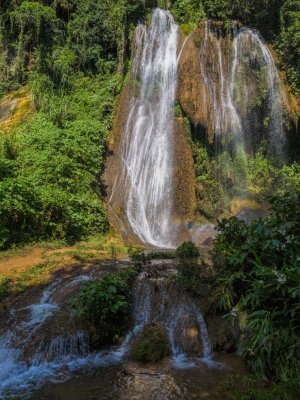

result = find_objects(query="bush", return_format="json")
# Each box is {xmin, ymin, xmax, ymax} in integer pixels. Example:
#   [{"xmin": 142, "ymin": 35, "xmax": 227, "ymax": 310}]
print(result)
[
  {"xmin": 211, "ymin": 190, "xmax": 300, "ymax": 382},
  {"xmin": 75, "ymin": 268, "xmax": 138, "ymax": 345},
  {"xmin": 131, "ymin": 323, "xmax": 171, "ymax": 363},
  {"xmin": 175, "ymin": 241, "xmax": 200, "ymax": 259},
  {"xmin": 171, "ymin": 0, "xmax": 205, "ymax": 25}
]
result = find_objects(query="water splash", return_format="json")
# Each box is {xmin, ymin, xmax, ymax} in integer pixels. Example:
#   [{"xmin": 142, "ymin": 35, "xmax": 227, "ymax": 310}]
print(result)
[
  {"xmin": 111, "ymin": 9, "xmax": 179, "ymax": 248},
  {"xmin": 20, "ymin": 279, "xmax": 61, "ymax": 329}
]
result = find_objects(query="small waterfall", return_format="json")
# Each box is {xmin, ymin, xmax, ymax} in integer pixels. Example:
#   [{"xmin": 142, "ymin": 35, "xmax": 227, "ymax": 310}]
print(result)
[
  {"xmin": 111, "ymin": 9, "xmax": 179, "ymax": 248},
  {"xmin": 0, "ymin": 265, "xmax": 216, "ymax": 396},
  {"xmin": 132, "ymin": 265, "xmax": 213, "ymax": 368},
  {"xmin": 231, "ymin": 27, "xmax": 285, "ymax": 159},
  {"xmin": 199, "ymin": 21, "xmax": 285, "ymax": 160},
  {"xmin": 21, "ymin": 279, "xmax": 60, "ymax": 329},
  {"xmin": 199, "ymin": 22, "xmax": 242, "ymax": 148}
]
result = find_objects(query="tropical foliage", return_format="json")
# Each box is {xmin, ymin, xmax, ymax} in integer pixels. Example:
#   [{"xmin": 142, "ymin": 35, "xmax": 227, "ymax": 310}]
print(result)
[
  {"xmin": 0, "ymin": 0, "xmax": 145, "ymax": 249},
  {"xmin": 211, "ymin": 190, "xmax": 300, "ymax": 382}
]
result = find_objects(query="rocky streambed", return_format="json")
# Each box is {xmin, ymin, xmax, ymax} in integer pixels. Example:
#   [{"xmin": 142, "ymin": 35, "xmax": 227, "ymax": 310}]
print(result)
[{"xmin": 0, "ymin": 259, "xmax": 242, "ymax": 399}]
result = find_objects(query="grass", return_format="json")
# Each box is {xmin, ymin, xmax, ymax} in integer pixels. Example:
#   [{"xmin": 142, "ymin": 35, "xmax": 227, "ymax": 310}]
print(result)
[
  {"xmin": 13, "ymin": 261, "xmax": 58, "ymax": 294},
  {"xmin": 0, "ymin": 230, "xmax": 130, "ymax": 264},
  {"xmin": 0, "ymin": 230, "xmax": 133, "ymax": 302},
  {"xmin": 0, "ymin": 261, "xmax": 58, "ymax": 305}
]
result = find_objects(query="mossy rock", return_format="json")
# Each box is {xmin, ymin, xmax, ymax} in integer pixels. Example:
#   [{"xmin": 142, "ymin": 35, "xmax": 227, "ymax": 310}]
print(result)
[{"xmin": 131, "ymin": 323, "xmax": 171, "ymax": 363}]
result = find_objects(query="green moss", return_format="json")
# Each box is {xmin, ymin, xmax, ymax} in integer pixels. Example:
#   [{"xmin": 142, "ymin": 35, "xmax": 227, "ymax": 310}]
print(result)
[
  {"xmin": 131, "ymin": 323, "xmax": 171, "ymax": 363},
  {"xmin": 193, "ymin": 33, "xmax": 201, "ymax": 48},
  {"xmin": 180, "ymin": 22, "xmax": 197, "ymax": 36},
  {"xmin": 174, "ymin": 101, "xmax": 183, "ymax": 118}
]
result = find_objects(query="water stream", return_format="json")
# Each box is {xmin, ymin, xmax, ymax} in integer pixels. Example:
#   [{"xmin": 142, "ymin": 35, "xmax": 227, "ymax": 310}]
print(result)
[{"xmin": 0, "ymin": 265, "xmax": 216, "ymax": 397}]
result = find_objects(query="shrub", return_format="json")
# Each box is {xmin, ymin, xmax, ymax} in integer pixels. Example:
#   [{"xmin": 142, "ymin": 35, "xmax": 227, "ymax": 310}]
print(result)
[
  {"xmin": 75, "ymin": 268, "xmax": 138, "ymax": 345},
  {"xmin": 171, "ymin": 0, "xmax": 205, "ymax": 25},
  {"xmin": 180, "ymin": 22, "xmax": 197, "ymax": 36},
  {"xmin": 175, "ymin": 241, "xmax": 200, "ymax": 259},
  {"xmin": 131, "ymin": 323, "xmax": 171, "ymax": 363}
]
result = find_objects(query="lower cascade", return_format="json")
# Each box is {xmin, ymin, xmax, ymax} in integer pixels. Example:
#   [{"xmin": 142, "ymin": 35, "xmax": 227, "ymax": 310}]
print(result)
[{"xmin": 0, "ymin": 263, "xmax": 218, "ymax": 397}]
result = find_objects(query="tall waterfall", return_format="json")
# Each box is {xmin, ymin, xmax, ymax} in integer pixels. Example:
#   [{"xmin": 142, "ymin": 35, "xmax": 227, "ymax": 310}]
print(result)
[{"xmin": 112, "ymin": 9, "xmax": 179, "ymax": 248}]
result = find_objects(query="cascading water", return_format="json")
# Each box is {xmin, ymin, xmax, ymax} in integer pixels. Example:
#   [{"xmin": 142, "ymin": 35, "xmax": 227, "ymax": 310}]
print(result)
[
  {"xmin": 0, "ymin": 265, "xmax": 215, "ymax": 396},
  {"xmin": 231, "ymin": 27, "xmax": 285, "ymax": 159},
  {"xmin": 199, "ymin": 22, "xmax": 242, "ymax": 146},
  {"xmin": 199, "ymin": 21, "xmax": 285, "ymax": 159},
  {"xmin": 110, "ymin": 9, "xmax": 179, "ymax": 248}
]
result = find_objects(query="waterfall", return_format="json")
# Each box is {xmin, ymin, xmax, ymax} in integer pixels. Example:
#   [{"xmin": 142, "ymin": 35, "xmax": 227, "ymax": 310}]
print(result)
[
  {"xmin": 231, "ymin": 27, "xmax": 285, "ymax": 159},
  {"xmin": 111, "ymin": 9, "xmax": 179, "ymax": 248},
  {"xmin": 199, "ymin": 22, "xmax": 243, "ymax": 149},
  {"xmin": 199, "ymin": 21, "xmax": 285, "ymax": 159}
]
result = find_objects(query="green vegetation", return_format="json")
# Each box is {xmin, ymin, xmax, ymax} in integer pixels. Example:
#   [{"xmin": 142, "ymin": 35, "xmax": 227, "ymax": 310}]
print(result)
[
  {"xmin": 171, "ymin": 0, "xmax": 205, "ymax": 25},
  {"xmin": 131, "ymin": 323, "xmax": 171, "ymax": 362},
  {"xmin": 74, "ymin": 267, "xmax": 138, "ymax": 345},
  {"xmin": 224, "ymin": 374, "xmax": 299, "ymax": 400},
  {"xmin": 0, "ymin": 74, "xmax": 116, "ymax": 249},
  {"xmin": 211, "ymin": 190, "xmax": 300, "ymax": 383},
  {"xmin": 0, "ymin": 0, "xmax": 146, "ymax": 250},
  {"xmin": 0, "ymin": 261, "xmax": 57, "ymax": 306},
  {"xmin": 129, "ymin": 247, "xmax": 176, "ymax": 262},
  {"xmin": 175, "ymin": 241, "xmax": 200, "ymax": 259},
  {"xmin": 175, "ymin": 260, "xmax": 207, "ymax": 297},
  {"xmin": 193, "ymin": 144, "xmax": 284, "ymax": 219}
]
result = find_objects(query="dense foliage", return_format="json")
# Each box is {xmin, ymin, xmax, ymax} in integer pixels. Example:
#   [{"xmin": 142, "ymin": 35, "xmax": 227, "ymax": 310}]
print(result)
[
  {"xmin": 193, "ymin": 144, "xmax": 281, "ymax": 219},
  {"xmin": 212, "ymin": 190, "xmax": 300, "ymax": 382},
  {"xmin": 75, "ymin": 267, "xmax": 138, "ymax": 345},
  {"xmin": 0, "ymin": 0, "xmax": 145, "ymax": 249},
  {"xmin": 0, "ymin": 74, "xmax": 118, "ymax": 248}
]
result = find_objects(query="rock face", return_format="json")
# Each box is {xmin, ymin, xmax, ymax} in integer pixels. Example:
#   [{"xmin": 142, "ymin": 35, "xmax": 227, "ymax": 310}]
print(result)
[
  {"xmin": 131, "ymin": 323, "xmax": 171, "ymax": 362},
  {"xmin": 0, "ymin": 88, "xmax": 33, "ymax": 133}
]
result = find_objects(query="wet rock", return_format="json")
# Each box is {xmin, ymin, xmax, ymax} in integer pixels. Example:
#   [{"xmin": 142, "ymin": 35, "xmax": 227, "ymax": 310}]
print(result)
[
  {"xmin": 206, "ymin": 315, "xmax": 239, "ymax": 353},
  {"xmin": 173, "ymin": 314, "xmax": 203, "ymax": 356},
  {"xmin": 131, "ymin": 323, "xmax": 171, "ymax": 363}
]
